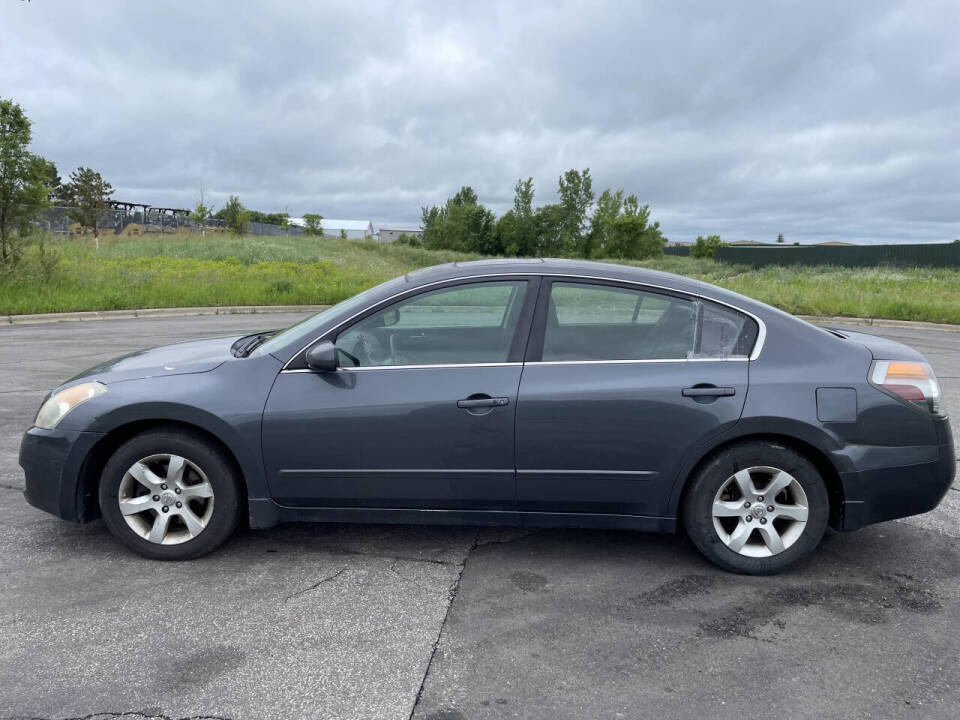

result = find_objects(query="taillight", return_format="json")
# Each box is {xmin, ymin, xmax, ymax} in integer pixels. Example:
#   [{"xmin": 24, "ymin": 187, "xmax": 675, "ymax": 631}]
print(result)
[{"xmin": 870, "ymin": 360, "xmax": 942, "ymax": 415}]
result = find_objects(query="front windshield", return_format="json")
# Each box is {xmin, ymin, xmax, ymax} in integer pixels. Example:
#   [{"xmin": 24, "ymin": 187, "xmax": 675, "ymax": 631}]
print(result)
[{"xmin": 250, "ymin": 278, "xmax": 402, "ymax": 357}]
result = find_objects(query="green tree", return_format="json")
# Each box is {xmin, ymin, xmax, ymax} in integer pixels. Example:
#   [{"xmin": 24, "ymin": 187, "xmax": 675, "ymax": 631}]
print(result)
[
  {"xmin": 247, "ymin": 210, "xmax": 290, "ymax": 225},
  {"xmin": 420, "ymin": 205, "xmax": 440, "ymax": 243},
  {"xmin": 584, "ymin": 189, "xmax": 666, "ymax": 259},
  {"xmin": 191, "ymin": 187, "xmax": 214, "ymax": 237},
  {"xmin": 37, "ymin": 158, "xmax": 62, "ymax": 204},
  {"xmin": 421, "ymin": 186, "xmax": 497, "ymax": 254},
  {"xmin": 606, "ymin": 203, "xmax": 664, "ymax": 260},
  {"xmin": 301, "ymin": 213, "xmax": 323, "ymax": 235},
  {"xmin": 218, "ymin": 195, "xmax": 249, "ymax": 234},
  {"xmin": 419, "ymin": 173, "xmax": 666, "ymax": 261},
  {"xmin": 495, "ymin": 177, "xmax": 538, "ymax": 256},
  {"xmin": 691, "ymin": 234, "xmax": 724, "ymax": 259},
  {"xmin": 532, "ymin": 203, "xmax": 565, "ymax": 256},
  {"xmin": 556, "ymin": 168, "xmax": 594, "ymax": 255},
  {"xmin": 587, "ymin": 188, "xmax": 624, "ymax": 257},
  {"xmin": 0, "ymin": 99, "xmax": 58, "ymax": 262},
  {"xmin": 59, "ymin": 166, "xmax": 114, "ymax": 245}
]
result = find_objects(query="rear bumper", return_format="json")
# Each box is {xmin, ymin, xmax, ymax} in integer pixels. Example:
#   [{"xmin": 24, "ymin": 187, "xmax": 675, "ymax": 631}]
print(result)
[
  {"xmin": 19, "ymin": 427, "xmax": 105, "ymax": 522},
  {"xmin": 840, "ymin": 418, "xmax": 956, "ymax": 530}
]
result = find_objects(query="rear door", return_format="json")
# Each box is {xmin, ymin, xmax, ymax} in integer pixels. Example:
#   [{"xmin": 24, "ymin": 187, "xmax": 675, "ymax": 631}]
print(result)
[{"xmin": 515, "ymin": 278, "xmax": 755, "ymax": 518}]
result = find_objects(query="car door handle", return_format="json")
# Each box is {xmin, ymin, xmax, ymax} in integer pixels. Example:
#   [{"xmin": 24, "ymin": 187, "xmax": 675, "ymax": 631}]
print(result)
[
  {"xmin": 457, "ymin": 396, "xmax": 510, "ymax": 408},
  {"xmin": 682, "ymin": 385, "xmax": 735, "ymax": 398}
]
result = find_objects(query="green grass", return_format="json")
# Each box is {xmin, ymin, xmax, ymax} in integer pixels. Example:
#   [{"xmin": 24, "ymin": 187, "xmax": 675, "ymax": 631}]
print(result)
[
  {"xmin": 0, "ymin": 234, "xmax": 475, "ymax": 315},
  {"xmin": 2, "ymin": 233, "xmax": 960, "ymax": 323},
  {"xmin": 627, "ymin": 256, "xmax": 960, "ymax": 324}
]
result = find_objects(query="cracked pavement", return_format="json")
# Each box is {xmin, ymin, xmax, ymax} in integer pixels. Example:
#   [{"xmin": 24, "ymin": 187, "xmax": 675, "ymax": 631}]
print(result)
[{"xmin": 1, "ymin": 313, "xmax": 958, "ymax": 720}]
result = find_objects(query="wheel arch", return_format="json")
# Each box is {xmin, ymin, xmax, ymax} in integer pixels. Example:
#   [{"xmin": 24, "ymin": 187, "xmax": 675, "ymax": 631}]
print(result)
[
  {"xmin": 75, "ymin": 417, "xmax": 248, "ymax": 524},
  {"xmin": 668, "ymin": 426, "xmax": 848, "ymax": 531}
]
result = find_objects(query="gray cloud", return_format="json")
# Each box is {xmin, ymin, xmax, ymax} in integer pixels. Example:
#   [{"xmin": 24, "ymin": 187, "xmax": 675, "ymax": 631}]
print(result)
[{"xmin": 2, "ymin": 0, "xmax": 958, "ymax": 243}]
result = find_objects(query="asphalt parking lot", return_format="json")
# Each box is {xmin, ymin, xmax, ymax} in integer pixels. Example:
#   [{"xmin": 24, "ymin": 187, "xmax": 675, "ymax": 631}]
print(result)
[{"xmin": 1, "ymin": 313, "xmax": 958, "ymax": 720}]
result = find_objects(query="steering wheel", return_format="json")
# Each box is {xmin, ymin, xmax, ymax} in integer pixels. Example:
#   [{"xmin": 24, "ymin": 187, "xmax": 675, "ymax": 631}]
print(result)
[{"xmin": 346, "ymin": 331, "xmax": 389, "ymax": 366}]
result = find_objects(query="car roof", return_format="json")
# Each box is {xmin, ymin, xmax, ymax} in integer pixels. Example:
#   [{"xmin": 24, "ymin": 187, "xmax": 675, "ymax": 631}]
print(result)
[{"xmin": 403, "ymin": 258, "xmax": 702, "ymax": 294}]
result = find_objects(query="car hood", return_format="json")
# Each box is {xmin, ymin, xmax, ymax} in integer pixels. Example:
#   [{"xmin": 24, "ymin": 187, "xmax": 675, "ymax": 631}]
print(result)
[
  {"xmin": 65, "ymin": 335, "xmax": 242, "ymax": 385},
  {"xmin": 828, "ymin": 328, "xmax": 926, "ymax": 362}
]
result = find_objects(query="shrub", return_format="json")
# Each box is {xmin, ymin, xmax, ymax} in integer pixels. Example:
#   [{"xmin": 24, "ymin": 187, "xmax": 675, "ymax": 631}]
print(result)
[{"xmin": 691, "ymin": 234, "xmax": 724, "ymax": 259}]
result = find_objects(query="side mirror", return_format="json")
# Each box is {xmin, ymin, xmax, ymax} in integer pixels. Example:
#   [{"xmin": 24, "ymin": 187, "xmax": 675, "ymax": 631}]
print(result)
[{"xmin": 305, "ymin": 341, "xmax": 338, "ymax": 372}]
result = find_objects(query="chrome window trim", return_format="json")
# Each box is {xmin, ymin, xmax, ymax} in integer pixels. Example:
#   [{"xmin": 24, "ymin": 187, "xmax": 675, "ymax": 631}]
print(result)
[
  {"xmin": 281, "ymin": 362, "xmax": 523, "ymax": 374},
  {"xmin": 527, "ymin": 357, "xmax": 749, "ymax": 366},
  {"xmin": 280, "ymin": 271, "xmax": 768, "ymax": 371}
]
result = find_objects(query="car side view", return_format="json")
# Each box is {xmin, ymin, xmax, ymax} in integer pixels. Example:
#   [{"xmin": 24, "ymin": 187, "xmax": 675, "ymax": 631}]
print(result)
[{"xmin": 19, "ymin": 259, "xmax": 955, "ymax": 574}]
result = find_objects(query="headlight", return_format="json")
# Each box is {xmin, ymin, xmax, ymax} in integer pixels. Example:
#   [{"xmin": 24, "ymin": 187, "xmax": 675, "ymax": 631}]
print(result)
[{"xmin": 34, "ymin": 382, "xmax": 107, "ymax": 429}]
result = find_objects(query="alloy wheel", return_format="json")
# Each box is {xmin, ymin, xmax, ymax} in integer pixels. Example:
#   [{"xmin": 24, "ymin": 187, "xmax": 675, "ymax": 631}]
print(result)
[
  {"xmin": 117, "ymin": 453, "xmax": 215, "ymax": 545},
  {"xmin": 711, "ymin": 466, "xmax": 809, "ymax": 557}
]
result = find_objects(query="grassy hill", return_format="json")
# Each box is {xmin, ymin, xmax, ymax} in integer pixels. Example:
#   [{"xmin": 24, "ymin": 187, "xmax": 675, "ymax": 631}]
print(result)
[{"xmin": 2, "ymin": 233, "xmax": 960, "ymax": 323}]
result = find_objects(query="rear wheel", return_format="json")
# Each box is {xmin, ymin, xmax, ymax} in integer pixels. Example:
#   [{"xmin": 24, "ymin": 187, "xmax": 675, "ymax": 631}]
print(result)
[
  {"xmin": 682, "ymin": 440, "xmax": 829, "ymax": 574},
  {"xmin": 99, "ymin": 429, "xmax": 242, "ymax": 560}
]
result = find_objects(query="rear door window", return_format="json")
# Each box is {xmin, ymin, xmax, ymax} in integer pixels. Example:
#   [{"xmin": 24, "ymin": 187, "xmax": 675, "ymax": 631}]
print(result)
[
  {"xmin": 539, "ymin": 281, "xmax": 759, "ymax": 361},
  {"xmin": 543, "ymin": 282, "xmax": 697, "ymax": 361}
]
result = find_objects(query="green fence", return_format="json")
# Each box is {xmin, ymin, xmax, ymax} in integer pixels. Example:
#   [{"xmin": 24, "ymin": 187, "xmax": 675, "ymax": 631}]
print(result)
[
  {"xmin": 716, "ymin": 242, "xmax": 960, "ymax": 268},
  {"xmin": 663, "ymin": 245, "xmax": 690, "ymax": 257}
]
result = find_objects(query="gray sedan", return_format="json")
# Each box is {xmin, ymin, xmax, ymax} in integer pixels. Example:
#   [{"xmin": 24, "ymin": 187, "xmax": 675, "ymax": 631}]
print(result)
[{"xmin": 19, "ymin": 259, "xmax": 955, "ymax": 574}]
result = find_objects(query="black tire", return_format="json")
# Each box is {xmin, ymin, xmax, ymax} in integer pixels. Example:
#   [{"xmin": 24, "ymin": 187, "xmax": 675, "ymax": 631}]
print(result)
[
  {"xmin": 99, "ymin": 428, "xmax": 243, "ymax": 560},
  {"xmin": 682, "ymin": 439, "xmax": 829, "ymax": 575}
]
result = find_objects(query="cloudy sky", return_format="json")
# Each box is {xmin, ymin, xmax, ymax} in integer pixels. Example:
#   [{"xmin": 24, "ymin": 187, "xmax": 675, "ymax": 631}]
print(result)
[{"xmin": 3, "ymin": 0, "xmax": 958, "ymax": 244}]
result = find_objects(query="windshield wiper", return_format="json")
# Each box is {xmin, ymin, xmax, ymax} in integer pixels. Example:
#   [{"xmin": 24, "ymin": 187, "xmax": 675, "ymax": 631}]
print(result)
[{"xmin": 232, "ymin": 331, "xmax": 277, "ymax": 358}]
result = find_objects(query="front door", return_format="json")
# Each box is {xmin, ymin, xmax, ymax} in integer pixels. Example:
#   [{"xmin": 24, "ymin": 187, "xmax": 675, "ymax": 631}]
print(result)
[
  {"xmin": 262, "ymin": 278, "xmax": 537, "ymax": 511},
  {"xmin": 516, "ymin": 279, "xmax": 754, "ymax": 518}
]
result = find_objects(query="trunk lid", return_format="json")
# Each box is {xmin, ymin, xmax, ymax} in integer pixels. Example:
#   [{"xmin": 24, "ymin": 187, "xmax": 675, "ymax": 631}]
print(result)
[{"xmin": 827, "ymin": 328, "xmax": 927, "ymax": 362}]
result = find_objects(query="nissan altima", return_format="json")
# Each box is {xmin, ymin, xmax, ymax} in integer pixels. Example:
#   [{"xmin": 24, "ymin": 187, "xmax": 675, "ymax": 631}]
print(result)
[{"xmin": 19, "ymin": 259, "xmax": 954, "ymax": 574}]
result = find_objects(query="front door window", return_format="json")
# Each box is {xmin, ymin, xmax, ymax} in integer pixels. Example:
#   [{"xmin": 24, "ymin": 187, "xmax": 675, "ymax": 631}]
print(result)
[{"xmin": 335, "ymin": 281, "xmax": 528, "ymax": 367}]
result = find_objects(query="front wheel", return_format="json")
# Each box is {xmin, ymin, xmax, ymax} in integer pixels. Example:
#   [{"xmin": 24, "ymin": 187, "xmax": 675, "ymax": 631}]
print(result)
[
  {"xmin": 682, "ymin": 440, "xmax": 829, "ymax": 575},
  {"xmin": 99, "ymin": 428, "xmax": 243, "ymax": 560}
]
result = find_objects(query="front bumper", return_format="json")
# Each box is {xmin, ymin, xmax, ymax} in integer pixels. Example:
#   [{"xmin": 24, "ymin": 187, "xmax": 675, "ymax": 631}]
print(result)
[
  {"xmin": 19, "ymin": 427, "xmax": 105, "ymax": 522},
  {"xmin": 840, "ymin": 418, "xmax": 956, "ymax": 530}
]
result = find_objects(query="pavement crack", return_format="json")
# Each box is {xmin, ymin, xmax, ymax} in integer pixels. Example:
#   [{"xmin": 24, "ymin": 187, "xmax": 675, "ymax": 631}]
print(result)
[
  {"xmin": 284, "ymin": 566, "xmax": 347, "ymax": 601},
  {"xmin": 372, "ymin": 553, "xmax": 459, "ymax": 567},
  {"xmin": 0, "ymin": 483, "xmax": 23, "ymax": 492},
  {"xmin": 407, "ymin": 531, "xmax": 480, "ymax": 720}
]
